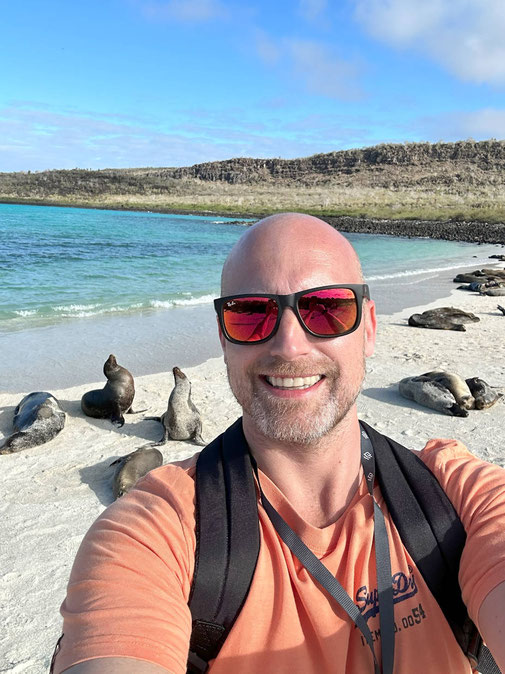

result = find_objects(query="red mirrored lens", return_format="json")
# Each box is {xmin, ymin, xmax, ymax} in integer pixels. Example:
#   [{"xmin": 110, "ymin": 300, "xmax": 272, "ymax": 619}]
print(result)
[
  {"xmin": 298, "ymin": 288, "xmax": 357, "ymax": 335},
  {"xmin": 222, "ymin": 297, "xmax": 279, "ymax": 342}
]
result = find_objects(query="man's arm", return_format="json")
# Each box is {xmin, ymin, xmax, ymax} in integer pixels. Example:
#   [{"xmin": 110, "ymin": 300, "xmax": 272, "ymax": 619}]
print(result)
[
  {"xmin": 52, "ymin": 465, "xmax": 196, "ymax": 674},
  {"xmin": 478, "ymin": 580, "xmax": 505, "ymax": 671},
  {"xmin": 61, "ymin": 658, "xmax": 172, "ymax": 673}
]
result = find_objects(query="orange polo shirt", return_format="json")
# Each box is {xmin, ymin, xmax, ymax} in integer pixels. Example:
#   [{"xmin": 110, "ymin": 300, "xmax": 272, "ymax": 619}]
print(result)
[{"xmin": 54, "ymin": 438, "xmax": 505, "ymax": 673}]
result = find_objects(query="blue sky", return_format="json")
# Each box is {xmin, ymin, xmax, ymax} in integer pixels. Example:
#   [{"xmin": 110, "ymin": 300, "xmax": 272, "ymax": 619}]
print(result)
[{"xmin": 2, "ymin": 0, "xmax": 505, "ymax": 171}]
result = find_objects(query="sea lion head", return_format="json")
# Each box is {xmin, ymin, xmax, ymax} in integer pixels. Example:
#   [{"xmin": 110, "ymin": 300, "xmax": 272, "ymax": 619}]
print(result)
[
  {"xmin": 173, "ymin": 366, "xmax": 187, "ymax": 381},
  {"xmin": 104, "ymin": 354, "xmax": 118, "ymax": 377}
]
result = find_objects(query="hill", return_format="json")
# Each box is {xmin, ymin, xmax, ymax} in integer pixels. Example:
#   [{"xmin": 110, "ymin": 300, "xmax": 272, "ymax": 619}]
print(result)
[{"xmin": 1, "ymin": 140, "xmax": 505, "ymax": 242}]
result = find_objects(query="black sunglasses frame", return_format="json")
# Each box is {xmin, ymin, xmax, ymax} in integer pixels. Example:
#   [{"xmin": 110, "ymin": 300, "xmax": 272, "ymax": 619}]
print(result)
[{"xmin": 214, "ymin": 284, "xmax": 370, "ymax": 345}]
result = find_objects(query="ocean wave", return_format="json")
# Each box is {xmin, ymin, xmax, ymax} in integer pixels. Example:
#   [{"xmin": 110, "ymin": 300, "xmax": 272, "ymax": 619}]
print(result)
[
  {"xmin": 367, "ymin": 261, "xmax": 490, "ymax": 281},
  {"xmin": 149, "ymin": 294, "xmax": 215, "ymax": 309},
  {"xmin": 13, "ymin": 309, "xmax": 38, "ymax": 317},
  {"xmin": 52, "ymin": 303, "xmax": 101, "ymax": 312},
  {"xmin": 53, "ymin": 303, "xmax": 144, "ymax": 318}
]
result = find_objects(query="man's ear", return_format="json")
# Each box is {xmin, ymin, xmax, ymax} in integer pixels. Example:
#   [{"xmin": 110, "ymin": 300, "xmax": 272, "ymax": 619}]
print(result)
[{"xmin": 364, "ymin": 299, "xmax": 377, "ymax": 357}]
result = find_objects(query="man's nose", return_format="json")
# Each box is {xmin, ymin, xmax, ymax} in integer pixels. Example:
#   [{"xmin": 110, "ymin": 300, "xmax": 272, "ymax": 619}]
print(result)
[{"xmin": 268, "ymin": 307, "xmax": 312, "ymax": 360}]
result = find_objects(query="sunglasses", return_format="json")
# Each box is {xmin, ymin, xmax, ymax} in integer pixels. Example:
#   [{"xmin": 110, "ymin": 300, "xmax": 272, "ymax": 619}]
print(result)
[{"xmin": 214, "ymin": 284, "xmax": 370, "ymax": 344}]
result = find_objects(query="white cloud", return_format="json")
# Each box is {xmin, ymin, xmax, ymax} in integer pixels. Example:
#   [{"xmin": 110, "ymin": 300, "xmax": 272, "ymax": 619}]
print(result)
[
  {"xmin": 255, "ymin": 34, "xmax": 363, "ymax": 100},
  {"xmin": 416, "ymin": 108, "xmax": 505, "ymax": 140},
  {"xmin": 298, "ymin": 0, "xmax": 327, "ymax": 21},
  {"xmin": 254, "ymin": 29, "xmax": 281, "ymax": 66},
  {"xmin": 139, "ymin": 0, "xmax": 226, "ymax": 22},
  {"xmin": 286, "ymin": 39, "xmax": 363, "ymax": 100},
  {"xmin": 457, "ymin": 109, "xmax": 505, "ymax": 137},
  {"xmin": 354, "ymin": 0, "xmax": 505, "ymax": 85}
]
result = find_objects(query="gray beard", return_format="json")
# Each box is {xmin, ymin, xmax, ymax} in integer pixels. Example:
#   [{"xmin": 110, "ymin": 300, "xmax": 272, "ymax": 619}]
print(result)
[
  {"xmin": 248, "ymin": 383, "xmax": 359, "ymax": 445},
  {"xmin": 226, "ymin": 359, "xmax": 363, "ymax": 446}
]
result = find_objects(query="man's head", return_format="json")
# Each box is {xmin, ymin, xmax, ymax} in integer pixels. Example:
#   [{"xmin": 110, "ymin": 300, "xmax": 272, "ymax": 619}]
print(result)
[{"xmin": 217, "ymin": 213, "xmax": 376, "ymax": 446}]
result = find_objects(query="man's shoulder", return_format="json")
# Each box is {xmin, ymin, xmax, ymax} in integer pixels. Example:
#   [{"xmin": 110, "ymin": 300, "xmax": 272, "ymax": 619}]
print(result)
[
  {"xmin": 129, "ymin": 450, "xmax": 200, "ymax": 505},
  {"xmin": 416, "ymin": 437, "xmax": 505, "ymax": 515},
  {"xmin": 418, "ymin": 437, "xmax": 473, "ymax": 467}
]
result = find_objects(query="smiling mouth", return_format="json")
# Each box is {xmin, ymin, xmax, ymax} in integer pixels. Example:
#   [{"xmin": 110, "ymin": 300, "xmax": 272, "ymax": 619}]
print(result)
[{"xmin": 264, "ymin": 375, "xmax": 323, "ymax": 390}]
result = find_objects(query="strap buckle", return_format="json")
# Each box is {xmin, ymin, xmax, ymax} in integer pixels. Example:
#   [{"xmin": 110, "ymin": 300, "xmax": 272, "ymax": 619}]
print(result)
[
  {"xmin": 466, "ymin": 629, "xmax": 483, "ymax": 668},
  {"xmin": 187, "ymin": 649, "xmax": 209, "ymax": 674}
]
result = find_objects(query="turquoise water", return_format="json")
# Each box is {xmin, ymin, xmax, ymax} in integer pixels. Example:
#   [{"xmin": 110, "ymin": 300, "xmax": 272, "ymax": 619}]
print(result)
[{"xmin": 0, "ymin": 203, "xmax": 501, "ymax": 332}]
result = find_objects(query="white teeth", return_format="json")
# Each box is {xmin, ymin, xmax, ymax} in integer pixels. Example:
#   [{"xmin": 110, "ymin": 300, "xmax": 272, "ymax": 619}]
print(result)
[{"xmin": 265, "ymin": 375, "xmax": 322, "ymax": 389}]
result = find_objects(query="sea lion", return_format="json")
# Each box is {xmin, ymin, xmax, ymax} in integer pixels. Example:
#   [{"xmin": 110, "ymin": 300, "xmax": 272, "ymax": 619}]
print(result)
[
  {"xmin": 408, "ymin": 315, "xmax": 465, "ymax": 331},
  {"xmin": 399, "ymin": 376, "xmax": 468, "ymax": 417},
  {"xmin": 0, "ymin": 392, "xmax": 66, "ymax": 454},
  {"xmin": 453, "ymin": 273, "xmax": 488, "ymax": 284},
  {"xmin": 480, "ymin": 268, "xmax": 505, "ymax": 278},
  {"xmin": 421, "ymin": 370, "xmax": 475, "ymax": 410},
  {"xmin": 146, "ymin": 366, "xmax": 205, "ymax": 445},
  {"xmin": 465, "ymin": 377, "xmax": 503, "ymax": 410},
  {"xmin": 482, "ymin": 287, "xmax": 505, "ymax": 296},
  {"xmin": 498, "ymin": 305, "xmax": 505, "ymax": 316},
  {"xmin": 408, "ymin": 308, "xmax": 478, "ymax": 331},
  {"xmin": 81, "ymin": 354, "xmax": 139, "ymax": 427},
  {"xmin": 110, "ymin": 446, "xmax": 163, "ymax": 498}
]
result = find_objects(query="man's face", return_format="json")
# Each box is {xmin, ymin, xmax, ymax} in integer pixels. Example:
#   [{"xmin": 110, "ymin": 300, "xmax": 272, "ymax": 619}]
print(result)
[{"xmin": 219, "ymin": 219, "xmax": 376, "ymax": 446}]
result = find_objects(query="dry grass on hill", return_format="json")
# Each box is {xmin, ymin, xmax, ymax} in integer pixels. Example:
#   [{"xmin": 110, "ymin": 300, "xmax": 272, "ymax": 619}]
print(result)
[{"xmin": 2, "ymin": 140, "xmax": 505, "ymax": 223}]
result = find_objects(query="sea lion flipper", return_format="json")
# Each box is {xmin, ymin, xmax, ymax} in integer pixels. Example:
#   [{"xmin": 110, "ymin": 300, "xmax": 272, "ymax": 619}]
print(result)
[
  {"xmin": 192, "ymin": 432, "xmax": 206, "ymax": 447},
  {"xmin": 127, "ymin": 407, "xmax": 148, "ymax": 414},
  {"xmin": 191, "ymin": 421, "xmax": 206, "ymax": 446},
  {"xmin": 111, "ymin": 403, "xmax": 125, "ymax": 428},
  {"xmin": 145, "ymin": 438, "xmax": 167, "ymax": 447},
  {"xmin": 0, "ymin": 432, "xmax": 26, "ymax": 454}
]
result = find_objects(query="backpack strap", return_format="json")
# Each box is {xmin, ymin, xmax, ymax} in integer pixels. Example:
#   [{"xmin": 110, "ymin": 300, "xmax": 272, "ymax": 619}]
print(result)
[
  {"xmin": 360, "ymin": 420, "xmax": 500, "ymax": 673},
  {"xmin": 187, "ymin": 418, "xmax": 500, "ymax": 673},
  {"xmin": 187, "ymin": 419, "xmax": 260, "ymax": 674}
]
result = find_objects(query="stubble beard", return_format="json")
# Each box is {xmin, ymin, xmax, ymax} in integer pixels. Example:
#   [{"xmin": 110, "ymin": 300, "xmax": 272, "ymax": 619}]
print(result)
[{"xmin": 226, "ymin": 357, "xmax": 365, "ymax": 446}]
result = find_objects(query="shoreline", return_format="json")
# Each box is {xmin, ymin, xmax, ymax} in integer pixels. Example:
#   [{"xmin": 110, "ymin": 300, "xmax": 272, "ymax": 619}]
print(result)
[
  {"xmin": 2, "ymin": 198, "xmax": 505, "ymax": 244},
  {"xmin": 2, "ymin": 255, "xmax": 504, "ymax": 393}
]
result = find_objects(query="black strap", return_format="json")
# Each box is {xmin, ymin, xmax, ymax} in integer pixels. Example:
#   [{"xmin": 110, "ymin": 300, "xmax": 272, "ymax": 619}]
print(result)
[
  {"xmin": 188, "ymin": 420, "xmax": 260, "ymax": 673},
  {"xmin": 187, "ymin": 418, "xmax": 501, "ymax": 674},
  {"xmin": 477, "ymin": 646, "xmax": 503, "ymax": 674},
  {"xmin": 361, "ymin": 421, "xmax": 501, "ymax": 674},
  {"xmin": 253, "ymin": 428, "xmax": 395, "ymax": 674},
  {"xmin": 361, "ymin": 429, "xmax": 395, "ymax": 674}
]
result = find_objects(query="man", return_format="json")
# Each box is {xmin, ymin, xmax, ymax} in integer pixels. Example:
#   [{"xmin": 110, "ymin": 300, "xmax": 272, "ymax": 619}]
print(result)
[{"xmin": 53, "ymin": 213, "xmax": 505, "ymax": 673}]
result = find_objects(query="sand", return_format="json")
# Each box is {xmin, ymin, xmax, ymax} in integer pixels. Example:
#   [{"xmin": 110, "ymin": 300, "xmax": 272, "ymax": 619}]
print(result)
[{"xmin": 1, "ymin": 281, "xmax": 504, "ymax": 673}]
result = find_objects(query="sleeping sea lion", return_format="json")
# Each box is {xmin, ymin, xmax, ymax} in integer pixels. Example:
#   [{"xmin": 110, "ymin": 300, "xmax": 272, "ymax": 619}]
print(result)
[
  {"xmin": 399, "ymin": 376, "xmax": 468, "ymax": 417},
  {"xmin": 146, "ymin": 366, "xmax": 205, "ymax": 446},
  {"xmin": 465, "ymin": 378, "xmax": 503, "ymax": 410},
  {"xmin": 81, "ymin": 354, "xmax": 140, "ymax": 427},
  {"xmin": 110, "ymin": 446, "xmax": 163, "ymax": 498},
  {"xmin": 421, "ymin": 370, "xmax": 475, "ymax": 410},
  {"xmin": 0, "ymin": 392, "xmax": 65, "ymax": 454},
  {"xmin": 408, "ymin": 308, "xmax": 478, "ymax": 331},
  {"xmin": 480, "ymin": 268, "xmax": 505, "ymax": 278},
  {"xmin": 482, "ymin": 288, "xmax": 505, "ymax": 296},
  {"xmin": 453, "ymin": 273, "xmax": 488, "ymax": 284}
]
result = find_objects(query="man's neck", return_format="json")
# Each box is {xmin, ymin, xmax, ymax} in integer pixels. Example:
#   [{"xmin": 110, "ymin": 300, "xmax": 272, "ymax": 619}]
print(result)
[{"xmin": 243, "ymin": 407, "xmax": 363, "ymax": 528}]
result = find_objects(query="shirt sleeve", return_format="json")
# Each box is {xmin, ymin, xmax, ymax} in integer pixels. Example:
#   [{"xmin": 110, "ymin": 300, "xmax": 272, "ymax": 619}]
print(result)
[
  {"xmin": 420, "ymin": 439, "xmax": 505, "ymax": 630},
  {"xmin": 53, "ymin": 464, "xmax": 197, "ymax": 674}
]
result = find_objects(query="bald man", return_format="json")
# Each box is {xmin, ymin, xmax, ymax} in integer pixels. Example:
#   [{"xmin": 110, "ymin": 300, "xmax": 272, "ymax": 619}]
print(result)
[{"xmin": 52, "ymin": 214, "xmax": 505, "ymax": 674}]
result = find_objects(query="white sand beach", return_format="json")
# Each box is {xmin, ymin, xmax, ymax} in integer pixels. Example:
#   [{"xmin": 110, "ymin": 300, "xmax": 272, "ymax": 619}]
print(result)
[{"xmin": 1, "ymin": 277, "xmax": 504, "ymax": 673}]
